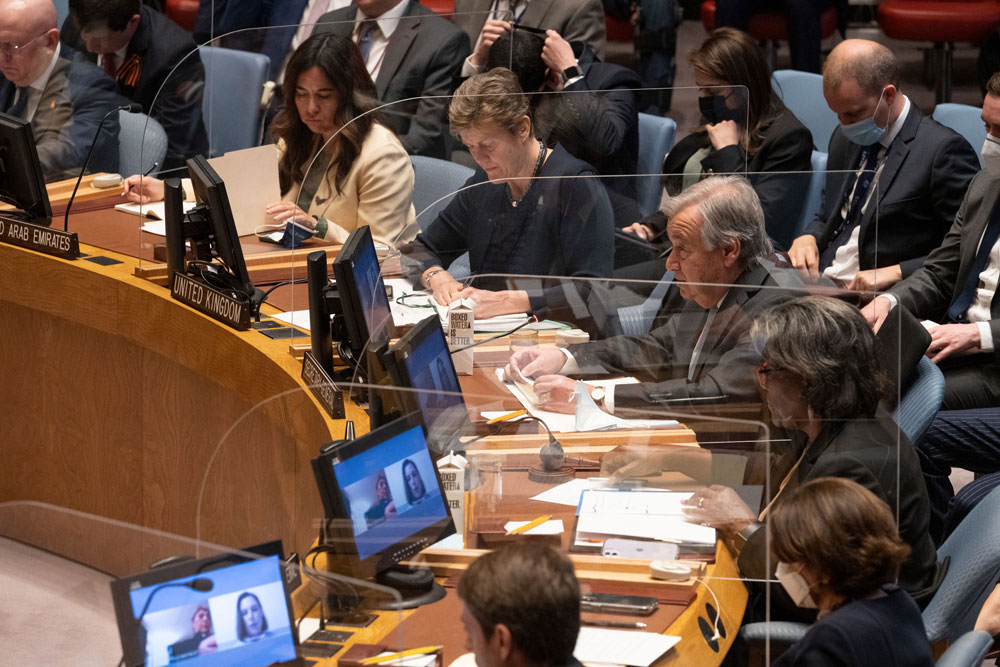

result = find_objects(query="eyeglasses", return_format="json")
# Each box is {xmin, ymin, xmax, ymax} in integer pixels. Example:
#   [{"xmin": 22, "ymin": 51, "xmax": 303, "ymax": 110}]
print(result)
[
  {"xmin": 0, "ymin": 33, "xmax": 46, "ymax": 59},
  {"xmin": 756, "ymin": 361, "xmax": 782, "ymax": 385}
]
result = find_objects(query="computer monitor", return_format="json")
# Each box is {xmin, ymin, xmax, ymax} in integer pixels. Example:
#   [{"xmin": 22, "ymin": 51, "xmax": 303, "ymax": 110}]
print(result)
[
  {"xmin": 331, "ymin": 225, "xmax": 393, "ymax": 363},
  {"xmin": 385, "ymin": 315, "xmax": 471, "ymax": 454},
  {"xmin": 0, "ymin": 111, "xmax": 52, "ymax": 223},
  {"xmin": 311, "ymin": 414, "xmax": 454, "ymax": 605},
  {"xmin": 109, "ymin": 548, "xmax": 298, "ymax": 667},
  {"xmin": 164, "ymin": 156, "xmax": 264, "ymax": 312}
]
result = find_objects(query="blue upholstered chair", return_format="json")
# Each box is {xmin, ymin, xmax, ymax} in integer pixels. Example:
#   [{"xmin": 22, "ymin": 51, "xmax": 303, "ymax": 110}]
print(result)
[
  {"xmin": 117, "ymin": 111, "xmax": 168, "ymax": 178},
  {"xmin": 934, "ymin": 630, "xmax": 993, "ymax": 667},
  {"xmin": 410, "ymin": 156, "xmax": 475, "ymax": 279},
  {"xmin": 892, "ymin": 356, "xmax": 946, "ymax": 445},
  {"xmin": 791, "ymin": 150, "xmax": 828, "ymax": 239},
  {"xmin": 200, "ymin": 46, "xmax": 270, "ymax": 156},
  {"xmin": 933, "ymin": 103, "xmax": 987, "ymax": 168},
  {"xmin": 617, "ymin": 271, "xmax": 674, "ymax": 337},
  {"xmin": 771, "ymin": 70, "xmax": 839, "ymax": 153},
  {"xmin": 636, "ymin": 113, "xmax": 677, "ymax": 217}
]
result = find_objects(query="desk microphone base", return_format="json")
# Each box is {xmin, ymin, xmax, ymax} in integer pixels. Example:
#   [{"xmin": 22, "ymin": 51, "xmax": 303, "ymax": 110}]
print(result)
[{"xmin": 528, "ymin": 464, "xmax": 575, "ymax": 484}]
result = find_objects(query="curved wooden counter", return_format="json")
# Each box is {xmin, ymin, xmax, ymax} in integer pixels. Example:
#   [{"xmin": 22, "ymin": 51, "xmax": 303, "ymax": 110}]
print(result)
[{"xmin": 0, "ymin": 238, "xmax": 364, "ymax": 576}]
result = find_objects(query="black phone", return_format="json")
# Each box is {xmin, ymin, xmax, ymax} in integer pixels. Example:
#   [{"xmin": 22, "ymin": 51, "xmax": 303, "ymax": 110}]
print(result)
[{"xmin": 580, "ymin": 592, "xmax": 659, "ymax": 616}]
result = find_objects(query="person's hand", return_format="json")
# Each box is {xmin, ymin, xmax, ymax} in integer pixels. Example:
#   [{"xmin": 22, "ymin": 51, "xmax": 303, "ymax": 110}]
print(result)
[
  {"xmin": 926, "ymin": 323, "xmax": 982, "ymax": 363},
  {"xmin": 681, "ymin": 485, "xmax": 756, "ymax": 535},
  {"xmin": 541, "ymin": 30, "xmax": 576, "ymax": 80},
  {"xmin": 197, "ymin": 635, "xmax": 218, "ymax": 655},
  {"xmin": 385, "ymin": 501, "xmax": 397, "ymax": 519},
  {"xmin": 975, "ymin": 584, "xmax": 1000, "ymax": 635},
  {"xmin": 601, "ymin": 444, "xmax": 667, "ymax": 480},
  {"xmin": 121, "ymin": 174, "xmax": 164, "ymax": 204},
  {"xmin": 861, "ymin": 295, "xmax": 893, "ymax": 331},
  {"xmin": 265, "ymin": 201, "xmax": 317, "ymax": 229},
  {"xmin": 532, "ymin": 375, "xmax": 585, "ymax": 414},
  {"xmin": 470, "ymin": 19, "xmax": 511, "ymax": 67},
  {"xmin": 456, "ymin": 286, "xmax": 527, "ymax": 319},
  {"xmin": 623, "ymin": 222, "xmax": 655, "ymax": 240},
  {"xmin": 846, "ymin": 265, "xmax": 903, "ymax": 294},
  {"xmin": 504, "ymin": 346, "xmax": 567, "ymax": 381},
  {"xmin": 705, "ymin": 120, "xmax": 740, "ymax": 150},
  {"xmin": 427, "ymin": 269, "xmax": 464, "ymax": 306},
  {"xmin": 787, "ymin": 235, "xmax": 820, "ymax": 278}
]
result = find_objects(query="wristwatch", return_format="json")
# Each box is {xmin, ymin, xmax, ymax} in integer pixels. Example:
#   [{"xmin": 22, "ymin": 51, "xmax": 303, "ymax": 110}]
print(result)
[
  {"xmin": 560, "ymin": 63, "xmax": 582, "ymax": 87},
  {"xmin": 589, "ymin": 386, "xmax": 606, "ymax": 407}
]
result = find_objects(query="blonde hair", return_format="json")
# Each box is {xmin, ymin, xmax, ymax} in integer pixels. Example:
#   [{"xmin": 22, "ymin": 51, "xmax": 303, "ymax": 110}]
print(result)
[{"xmin": 448, "ymin": 68, "xmax": 531, "ymax": 137}]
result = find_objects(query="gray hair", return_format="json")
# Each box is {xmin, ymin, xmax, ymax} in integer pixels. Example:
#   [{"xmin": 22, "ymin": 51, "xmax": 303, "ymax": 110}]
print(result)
[
  {"xmin": 750, "ymin": 296, "xmax": 889, "ymax": 420},
  {"xmin": 662, "ymin": 175, "xmax": 773, "ymax": 267},
  {"xmin": 823, "ymin": 40, "xmax": 900, "ymax": 98}
]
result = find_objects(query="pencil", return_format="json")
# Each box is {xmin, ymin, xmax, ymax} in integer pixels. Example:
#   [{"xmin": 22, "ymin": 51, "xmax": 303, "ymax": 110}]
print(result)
[
  {"xmin": 507, "ymin": 514, "xmax": 551, "ymax": 535},
  {"xmin": 359, "ymin": 646, "xmax": 443, "ymax": 665},
  {"xmin": 487, "ymin": 408, "xmax": 527, "ymax": 424}
]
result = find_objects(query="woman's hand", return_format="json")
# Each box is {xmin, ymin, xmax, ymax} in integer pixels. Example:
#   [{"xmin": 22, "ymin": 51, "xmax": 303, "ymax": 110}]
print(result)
[
  {"xmin": 470, "ymin": 19, "xmax": 512, "ymax": 67},
  {"xmin": 623, "ymin": 222, "xmax": 656, "ymax": 240},
  {"xmin": 705, "ymin": 120, "xmax": 740, "ymax": 150},
  {"xmin": 265, "ymin": 201, "xmax": 317, "ymax": 229},
  {"xmin": 682, "ymin": 485, "xmax": 757, "ymax": 535},
  {"xmin": 456, "ymin": 286, "xmax": 529, "ymax": 319},
  {"xmin": 601, "ymin": 445, "xmax": 668, "ymax": 481},
  {"xmin": 427, "ymin": 269, "xmax": 464, "ymax": 306},
  {"xmin": 121, "ymin": 175, "xmax": 164, "ymax": 204}
]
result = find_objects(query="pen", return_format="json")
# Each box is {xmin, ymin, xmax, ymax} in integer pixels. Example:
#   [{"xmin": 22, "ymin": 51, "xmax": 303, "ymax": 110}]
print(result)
[
  {"xmin": 582, "ymin": 620, "xmax": 647, "ymax": 629},
  {"xmin": 507, "ymin": 514, "xmax": 551, "ymax": 535},
  {"xmin": 359, "ymin": 646, "xmax": 443, "ymax": 665},
  {"xmin": 121, "ymin": 162, "xmax": 159, "ymax": 197},
  {"xmin": 487, "ymin": 408, "xmax": 526, "ymax": 424}
]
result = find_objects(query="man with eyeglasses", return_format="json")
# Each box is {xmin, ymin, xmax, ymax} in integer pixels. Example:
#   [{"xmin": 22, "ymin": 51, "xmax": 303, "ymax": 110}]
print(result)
[{"xmin": 0, "ymin": 0, "xmax": 124, "ymax": 181}]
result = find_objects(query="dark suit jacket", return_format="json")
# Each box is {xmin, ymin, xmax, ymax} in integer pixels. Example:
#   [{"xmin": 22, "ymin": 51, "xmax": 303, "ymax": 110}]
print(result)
[
  {"xmin": 0, "ymin": 46, "xmax": 124, "ymax": 182},
  {"xmin": 533, "ymin": 44, "xmax": 641, "ymax": 228},
  {"xmin": 565, "ymin": 260, "xmax": 799, "ymax": 416},
  {"xmin": 805, "ymin": 104, "xmax": 979, "ymax": 277},
  {"xmin": 315, "ymin": 2, "xmax": 471, "ymax": 159},
  {"xmin": 646, "ymin": 108, "xmax": 814, "ymax": 249},
  {"xmin": 452, "ymin": 0, "xmax": 606, "ymax": 59},
  {"xmin": 62, "ymin": 5, "xmax": 208, "ymax": 170},
  {"xmin": 739, "ymin": 412, "xmax": 941, "ymax": 609},
  {"xmin": 888, "ymin": 169, "xmax": 1000, "ymax": 360}
]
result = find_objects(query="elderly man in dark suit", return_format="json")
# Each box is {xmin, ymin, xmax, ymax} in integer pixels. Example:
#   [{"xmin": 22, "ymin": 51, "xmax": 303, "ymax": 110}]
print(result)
[
  {"xmin": 61, "ymin": 0, "xmax": 208, "ymax": 171},
  {"xmin": 787, "ymin": 39, "xmax": 979, "ymax": 294},
  {"xmin": 0, "ymin": 0, "xmax": 123, "ymax": 182},
  {"xmin": 503, "ymin": 175, "xmax": 800, "ymax": 418},
  {"xmin": 313, "ymin": 0, "xmax": 470, "ymax": 159}
]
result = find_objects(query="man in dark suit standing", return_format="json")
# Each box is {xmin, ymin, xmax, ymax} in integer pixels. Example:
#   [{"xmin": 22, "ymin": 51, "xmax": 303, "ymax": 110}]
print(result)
[
  {"xmin": 787, "ymin": 39, "xmax": 979, "ymax": 294},
  {"xmin": 313, "ymin": 0, "xmax": 470, "ymax": 159},
  {"xmin": 61, "ymin": 0, "xmax": 208, "ymax": 171},
  {"xmin": 0, "ymin": 0, "xmax": 123, "ymax": 181}
]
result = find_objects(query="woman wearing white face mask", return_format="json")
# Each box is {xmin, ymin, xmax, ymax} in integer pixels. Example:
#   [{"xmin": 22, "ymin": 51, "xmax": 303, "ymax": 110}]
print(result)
[
  {"xmin": 982, "ymin": 133, "xmax": 1000, "ymax": 176},
  {"xmin": 769, "ymin": 477, "xmax": 933, "ymax": 666}
]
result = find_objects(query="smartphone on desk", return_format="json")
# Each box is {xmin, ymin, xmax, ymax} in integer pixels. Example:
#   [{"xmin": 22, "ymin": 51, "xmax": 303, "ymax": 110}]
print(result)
[{"xmin": 580, "ymin": 592, "xmax": 659, "ymax": 616}]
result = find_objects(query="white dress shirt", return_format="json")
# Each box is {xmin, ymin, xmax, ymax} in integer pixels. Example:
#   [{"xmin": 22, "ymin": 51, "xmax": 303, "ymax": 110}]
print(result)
[
  {"xmin": 19, "ymin": 43, "xmax": 62, "ymax": 122},
  {"xmin": 824, "ymin": 96, "xmax": 912, "ymax": 284},
  {"xmin": 354, "ymin": 0, "xmax": 409, "ymax": 82}
]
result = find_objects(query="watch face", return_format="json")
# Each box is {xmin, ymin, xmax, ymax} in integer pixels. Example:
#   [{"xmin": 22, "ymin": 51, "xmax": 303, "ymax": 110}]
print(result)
[{"xmin": 561, "ymin": 66, "xmax": 581, "ymax": 83}]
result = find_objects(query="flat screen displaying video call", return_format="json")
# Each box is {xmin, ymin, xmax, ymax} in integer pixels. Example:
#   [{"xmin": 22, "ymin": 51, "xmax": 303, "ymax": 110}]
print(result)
[
  {"xmin": 119, "ymin": 555, "xmax": 296, "ymax": 667},
  {"xmin": 331, "ymin": 423, "xmax": 450, "ymax": 561}
]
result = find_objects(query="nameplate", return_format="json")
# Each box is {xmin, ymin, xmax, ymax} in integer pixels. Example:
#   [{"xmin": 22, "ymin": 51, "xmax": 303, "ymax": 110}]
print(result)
[
  {"xmin": 171, "ymin": 271, "xmax": 251, "ymax": 330},
  {"xmin": 0, "ymin": 218, "xmax": 78, "ymax": 259},
  {"xmin": 302, "ymin": 350, "xmax": 346, "ymax": 419}
]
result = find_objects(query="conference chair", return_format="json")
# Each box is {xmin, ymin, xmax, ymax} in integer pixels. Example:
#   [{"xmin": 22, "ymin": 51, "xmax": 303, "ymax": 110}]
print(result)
[
  {"xmin": 636, "ymin": 112, "xmax": 677, "ymax": 217},
  {"xmin": 892, "ymin": 356, "xmax": 946, "ymax": 445},
  {"xmin": 617, "ymin": 271, "xmax": 674, "ymax": 337},
  {"xmin": 933, "ymin": 103, "xmax": 987, "ymax": 168},
  {"xmin": 934, "ymin": 630, "xmax": 993, "ymax": 667},
  {"xmin": 53, "ymin": 0, "xmax": 69, "ymax": 30},
  {"xmin": 200, "ymin": 46, "xmax": 271, "ymax": 157},
  {"xmin": 410, "ymin": 155, "xmax": 475, "ymax": 280},
  {"xmin": 117, "ymin": 111, "xmax": 168, "ymax": 178},
  {"xmin": 771, "ymin": 70, "xmax": 839, "ymax": 153},
  {"xmin": 791, "ymin": 150, "xmax": 828, "ymax": 238}
]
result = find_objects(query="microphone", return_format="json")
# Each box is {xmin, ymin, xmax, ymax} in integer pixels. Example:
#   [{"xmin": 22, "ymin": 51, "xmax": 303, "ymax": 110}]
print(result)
[
  {"xmin": 118, "ymin": 577, "xmax": 214, "ymax": 667},
  {"xmin": 64, "ymin": 102, "xmax": 143, "ymax": 232},
  {"xmin": 450, "ymin": 307, "xmax": 551, "ymax": 354}
]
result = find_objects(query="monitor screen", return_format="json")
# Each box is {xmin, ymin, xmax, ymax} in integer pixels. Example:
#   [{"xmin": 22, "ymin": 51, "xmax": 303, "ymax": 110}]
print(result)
[
  {"xmin": 387, "ymin": 316, "xmax": 470, "ymax": 452},
  {"xmin": 111, "ymin": 553, "xmax": 297, "ymax": 667},
  {"xmin": 0, "ymin": 111, "xmax": 51, "ymax": 222},
  {"xmin": 333, "ymin": 226, "xmax": 393, "ymax": 356},
  {"xmin": 312, "ymin": 415, "xmax": 454, "ymax": 576}
]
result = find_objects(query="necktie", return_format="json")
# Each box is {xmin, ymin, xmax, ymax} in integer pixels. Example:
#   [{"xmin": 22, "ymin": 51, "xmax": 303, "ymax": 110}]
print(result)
[
  {"xmin": 687, "ymin": 306, "xmax": 718, "ymax": 382},
  {"xmin": 357, "ymin": 19, "xmax": 378, "ymax": 65},
  {"xmin": 947, "ymin": 198, "xmax": 1000, "ymax": 322},
  {"xmin": 103, "ymin": 52, "xmax": 118, "ymax": 79},
  {"xmin": 819, "ymin": 143, "xmax": 882, "ymax": 270},
  {"xmin": 6, "ymin": 86, "xmax": 29, "ymax": 119}
]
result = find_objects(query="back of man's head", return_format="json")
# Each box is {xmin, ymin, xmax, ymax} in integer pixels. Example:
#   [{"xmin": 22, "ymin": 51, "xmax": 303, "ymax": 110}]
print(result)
[
  {"xmin": 458, "ymin": 543, "xmax": 580, "ymax": 667},
  {"xmin": 487, "ymin": 30, "xmax": 547, "ymax": 94},
  {"xmin": 69, "ymin": 0, "xmax": 139, "ymax": 32},
  {"xmin": 822, "ymin": 39, "xmax": 900, "ymax": 98}
]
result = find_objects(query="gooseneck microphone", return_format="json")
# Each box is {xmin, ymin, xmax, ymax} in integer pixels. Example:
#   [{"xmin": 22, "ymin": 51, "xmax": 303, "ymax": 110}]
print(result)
[
  {"xmin": 117, "ymin": 577, "xmax": 214, "ymax": 667},
  {"xmin": 63, "ymin": 102, "xmax": 142, "ymax": 232}
]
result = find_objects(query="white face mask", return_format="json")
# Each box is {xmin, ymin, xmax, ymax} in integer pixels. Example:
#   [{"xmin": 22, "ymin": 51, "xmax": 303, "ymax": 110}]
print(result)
[
  {"xmin": 775, "ymin": 562, "xmax": 818, "ymax": 609},
  {"xmin": 981, "ymin": 134, "xmax": 1000, "ymax": 176}
]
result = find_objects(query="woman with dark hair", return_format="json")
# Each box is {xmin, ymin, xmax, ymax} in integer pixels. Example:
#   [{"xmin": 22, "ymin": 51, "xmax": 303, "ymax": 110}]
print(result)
[
  {"xmin": 123, "ymin": 33, "xmax": 417, "ymax": 249},
  {"xmin": 236, "ymin": 591, "xmax": 269, "ymax": 642},
  {"xmin": 624, "ymin": 27, "xmax": 812, "ymax": 250},
  {"xmin": 402, "ymin": 458, "xmax": 426, "ymax": 505},
  {"xmin": 769, "ymin": 477, "xmax": 933, "ymax": 666}
]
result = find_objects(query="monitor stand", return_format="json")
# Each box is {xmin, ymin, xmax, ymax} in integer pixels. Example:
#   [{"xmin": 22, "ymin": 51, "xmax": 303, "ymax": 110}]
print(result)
[{"xmin": 372, "ymin": 565, "xmax": 446, "ymax": 610}]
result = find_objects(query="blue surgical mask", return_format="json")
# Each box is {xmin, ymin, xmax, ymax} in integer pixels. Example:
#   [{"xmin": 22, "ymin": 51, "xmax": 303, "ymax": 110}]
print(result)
[
  {"xmin": 255, "ymin": 221, "xmax": 315, "ymax": 249},
  {"xmin": 840, "ymin": 88, "xmax": 889, "ymax": 146}
]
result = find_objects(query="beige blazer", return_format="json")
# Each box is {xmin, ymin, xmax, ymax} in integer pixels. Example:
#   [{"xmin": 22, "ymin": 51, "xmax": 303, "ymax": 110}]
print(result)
[{"xmin": 282, "ymin": 123, "xmax": 418, "ymax": 248}]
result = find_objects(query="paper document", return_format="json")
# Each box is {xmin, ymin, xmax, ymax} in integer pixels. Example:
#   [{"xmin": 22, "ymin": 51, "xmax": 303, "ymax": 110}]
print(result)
[
  {"xmin": 117, "ymin": 199, "xmax": 197, "ymax": 222},
  {"xmin": 575, "ymin": 628, "xmax": 680, "ymax": 666},
  {"xmin": 575, "ymin": 489, "xmax": 715, "ymax": 546},
  {"xmin": 574, "ymin": 382, "xmax": 679, "ymax": 431},
  {"xmin": 207, "ymin": 144, "xmax": 280, "ymax": 236},
  {"xmin": 272, "ymin": 310, "xmax": 312, "ymax": 330},
  {"xmin": 503, "ymin": 519, "xmax": 564, "ymax": 535},
  {"xmin": 530, "ymin": 478, "xmax": 610, "ymax": 507}
]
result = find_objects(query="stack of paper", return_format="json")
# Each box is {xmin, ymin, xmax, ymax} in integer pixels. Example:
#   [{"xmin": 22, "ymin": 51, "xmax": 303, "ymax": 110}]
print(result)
[
  {"xmin": 575, "ymin": 628, "xmax": 680, "ymax": 666},
  {"xmin": 574, "ymin": 489, "xmax": 715, "ymax": 549}
]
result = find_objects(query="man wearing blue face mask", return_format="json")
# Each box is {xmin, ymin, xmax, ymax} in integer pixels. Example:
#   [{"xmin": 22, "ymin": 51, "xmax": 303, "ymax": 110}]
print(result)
[{"xmin": 787, "ymin": 39, "xmax": 979, "ymax": 294}]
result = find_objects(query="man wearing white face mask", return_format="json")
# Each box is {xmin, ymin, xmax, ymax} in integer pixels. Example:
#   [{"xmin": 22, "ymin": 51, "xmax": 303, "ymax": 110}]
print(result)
[
  {"xmin": 862, "ymin": 72, "xmax": 1000, "ymax": 411},
  {"xmin": 787, "ymin": 39, "xmax": 978, "ymax": 294}
]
